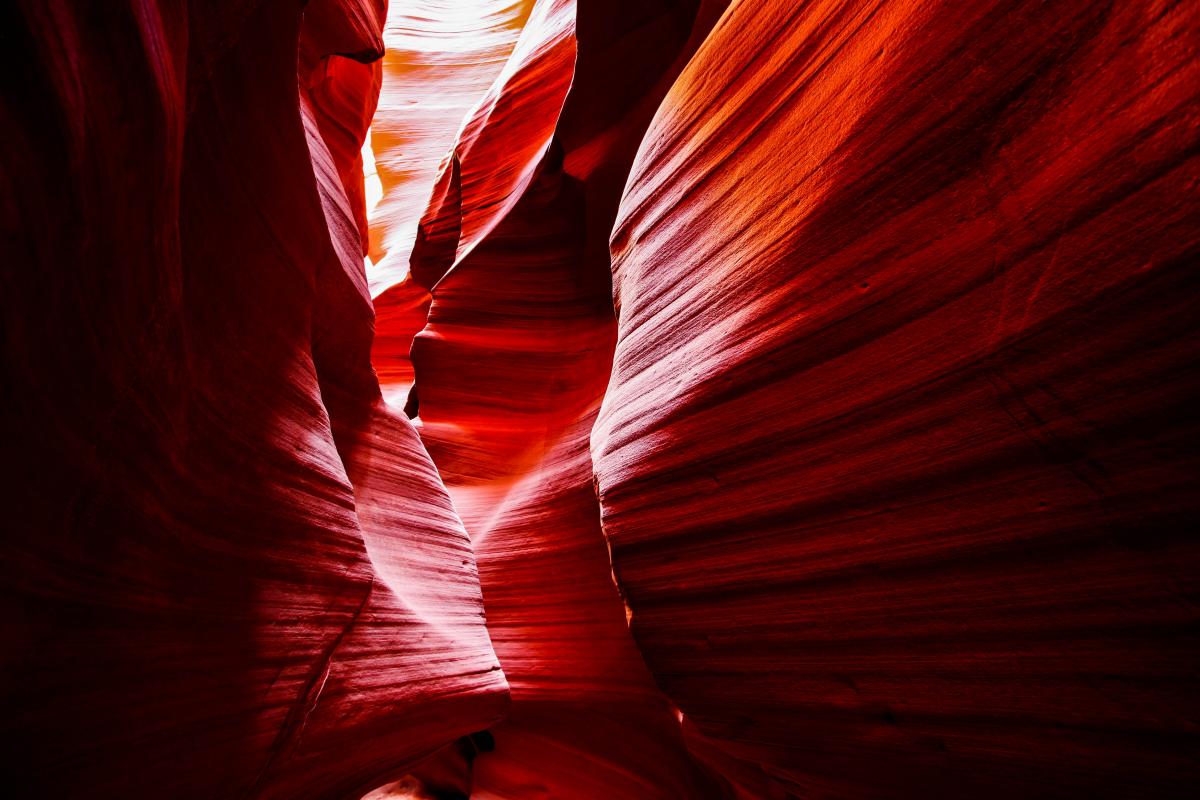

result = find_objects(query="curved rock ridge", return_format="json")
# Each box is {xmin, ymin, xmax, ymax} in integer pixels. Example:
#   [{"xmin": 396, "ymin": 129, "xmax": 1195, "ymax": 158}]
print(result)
[
  {"xmin": 301, "ymin": 0, "xmax": 388, "ymax": 254},
  {"xmin": 433, "ymin": 0, "xmax": 577, "ymax": 270},
  {"xmin": 367, "ymin": 0, "xmax": 535, "ymax": 288},
  {"xmin": 373, "ymin": 0, "xmax": 735, "ymax": 796},
  {"xmin": 2, "ymin": 1, "xmax": 507, "ymax": 797},
  {"xmin": 370, "ymin": 0, "xmax": 576, "ymax": 409},
  {"xmin": 593, "ymin": 0, "xmax": 1200, "ymax": 796},
  {"xmin": 367, "ymin": 0, "xmax": 535, "ymax": 403}
]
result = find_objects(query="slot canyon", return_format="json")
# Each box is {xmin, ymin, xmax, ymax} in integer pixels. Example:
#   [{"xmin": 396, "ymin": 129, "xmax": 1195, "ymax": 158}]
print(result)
[{"xmin": 2, "ymin": 0, "xmax": 1198, "ymax": 797}]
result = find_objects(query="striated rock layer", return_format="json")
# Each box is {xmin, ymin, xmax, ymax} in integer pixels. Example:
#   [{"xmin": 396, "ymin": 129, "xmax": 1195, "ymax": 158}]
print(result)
[
  {"xmin": 367, "ymin": 0, "xmax": 534, "ymax": 401},
  {"xmin": 593, "ymin": 0, "xmax": 1200, "ymax": 797},
  {"xmin": 1, "ymin": 1, "xmax": 507, "ymax": 797},
  {"xmin": 368, "ymin": 0, "xmax": 733, "ymax": 796},
  {"xmin": 4, "ymin": 0, "xmax": 1199, "ymax": 797}
]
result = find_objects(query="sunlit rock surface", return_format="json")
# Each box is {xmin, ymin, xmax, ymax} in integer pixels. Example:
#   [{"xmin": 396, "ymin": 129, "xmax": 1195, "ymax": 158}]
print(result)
[
  {"xmin": 367, "ymin": 0, "xmax": 534, "ymax": 402},
  {"xmin": 371, "ymin": 0, "xmax": 731, "ymax": 796},
  {"xmin": 593, "ymin": 0, "xmax": 1200, "ymax": 796}
]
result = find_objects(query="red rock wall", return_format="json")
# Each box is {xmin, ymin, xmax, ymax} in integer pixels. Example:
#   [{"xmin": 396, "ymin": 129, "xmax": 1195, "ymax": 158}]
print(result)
[
  {"xmin": 2, "ymin": 2, "xmax": 507, "ymax": 797},
  {"xmin": 367, "ymin": 0, "xmax": 535, "ymax": 400},
  {"xmin": 3, "ymin": 0, "xmax": 1198, "ymax": 797},
  {"xmin": 370, "ymin": 0, "xmax": 733, "ymax": 795},
  {"xmin": 592, "ymin": 0, "xmax": 1200, "ymax": 796}
]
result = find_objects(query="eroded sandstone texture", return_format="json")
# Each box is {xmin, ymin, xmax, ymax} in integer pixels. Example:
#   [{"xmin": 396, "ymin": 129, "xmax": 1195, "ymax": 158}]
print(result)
[
  {"xmin": 368, "ymin": 1, "xmax": 733, "ymax": 796},
  {"xmin": 3, "ymin": 0, "xmax": 1198, "ymax": 798},
  {"xmin": 2, "ymin": 2, "xmax": 505, "ymax": 797},
  {"xmin": 592, "ymin": 1, "xmax": 1200, "ymax": 797}
]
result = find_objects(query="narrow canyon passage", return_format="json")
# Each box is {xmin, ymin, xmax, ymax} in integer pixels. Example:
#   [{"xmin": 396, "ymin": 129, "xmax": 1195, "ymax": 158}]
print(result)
[{"xmin": 2, "ymin": 1, "xmax": 1198, "ymax": 799}]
